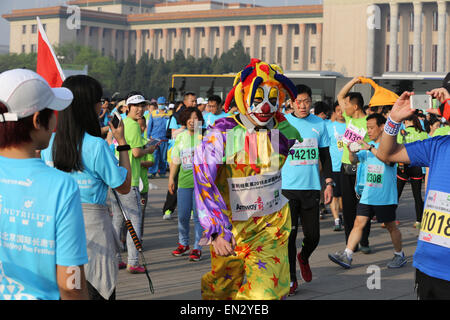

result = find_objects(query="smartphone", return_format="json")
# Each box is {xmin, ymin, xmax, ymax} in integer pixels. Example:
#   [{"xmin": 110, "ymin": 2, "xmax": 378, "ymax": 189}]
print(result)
[
  {"xmin": 111, "ymin": 111, "xmax": 121, "ymax": 129},
  {"xmin": 146, "ymin": 138, "xmax": 161, "ymax": 147},
  {"xmin": 410, "ymin": 94, "xmax": 432, "ymax": 111}
]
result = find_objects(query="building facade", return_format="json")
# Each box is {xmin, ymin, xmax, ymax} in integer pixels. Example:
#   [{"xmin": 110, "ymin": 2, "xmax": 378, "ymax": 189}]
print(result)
[{"xmin": 2, "ymin": 0, "xmax": 449, "ymax": 76}]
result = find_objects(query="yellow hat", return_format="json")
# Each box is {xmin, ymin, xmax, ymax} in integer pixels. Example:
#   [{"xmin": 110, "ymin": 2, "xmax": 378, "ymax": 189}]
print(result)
[{"xmin": 359, "ymin": 77, "xmax": 399, "ymax": 107}]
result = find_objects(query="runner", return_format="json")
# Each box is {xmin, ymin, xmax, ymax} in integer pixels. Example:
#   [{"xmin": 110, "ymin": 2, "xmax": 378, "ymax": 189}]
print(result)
[
  {"xmin": 193, "ymin": 59, "xmax": 302, "ymax": 300},
  {"xmin": 281, "ymin": 84, "xmax": 334, "ymax": 295},
  {"xmin": 327, "ymin": 101, "xmax": 346, "ymax": 231},
  {"xmin": 168, "ymin": 108, "xmax": 205, "ymax": 262},
  {"xmin": 376, "ymin": 88, "xmax": 450, "ymax": 299},
  {"xmin": 328, "ymin": 113, "xmax": 406, "ymax": 269},
  {"xmin": 0, "ymin": 69, "xmax": 88, "ymax": 300}
]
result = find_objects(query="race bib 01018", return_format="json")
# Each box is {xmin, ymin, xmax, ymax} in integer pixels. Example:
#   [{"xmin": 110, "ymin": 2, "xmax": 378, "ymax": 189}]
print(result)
[
  {"xmin": 419, "ymin": 190, "xmax": 450, "ymax": 249},
  {"xmin": 289, "ymin": 138, "xmax": 319, "ymax": 166},
  {"xmin": 227, "ymin": 171, "xmax": 289, "ymax": 221}
]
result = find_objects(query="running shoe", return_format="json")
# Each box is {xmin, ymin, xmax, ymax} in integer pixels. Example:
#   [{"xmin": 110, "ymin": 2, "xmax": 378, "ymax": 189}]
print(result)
[
  {"xmin": 189, "ymin": 249, "xmax": 202, "ymax": 262},
  {"xmin": 127, "ymin": 264, "xmax": 146, "ymax": 274},
  {"xmin": 359, "ymin": 245, "xmax": 372, "ymax": 254},
  {"xmin": 387, "ymin": 254, "xmax": 407, "ymax": 268},
  {"xmin": 413, "ymin": 221, "xmax": 421, "ymax": 229},
  {"xmin": 118, "ymin": 262, "xmax": 127, "ymax": 270},
  {"xmin": 297, "ymin": 253, "xmax": 312, "ymax": 282},
  {"xmin": 333, "ymin": 223, "xmax": 343, "ymax": 231},
  {"xmin": 163, "ymin": 210, "xmax": 172, "ymax": 220},
  {"xmin": 328, "ymin": 251, "xmax": 352, "ymax": 269},
  {"xmin": 289, "ymin": 281, "xmax": 298, "ymax": 296},
  {"xmin": 172, "ymin": 243, "xmax": 190, "ymax": 256}
]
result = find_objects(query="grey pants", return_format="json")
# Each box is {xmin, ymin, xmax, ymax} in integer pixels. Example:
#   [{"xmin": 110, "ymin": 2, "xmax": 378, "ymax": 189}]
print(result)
[{"xmin": 110, "ymin": 187, "xmax": 142, "ymax": 266}]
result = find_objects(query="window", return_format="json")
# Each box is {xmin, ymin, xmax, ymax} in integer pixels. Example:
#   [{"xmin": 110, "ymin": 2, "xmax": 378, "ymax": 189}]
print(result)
[
  {"xmin": 201, "ymin": 48, "xmax": 205, "ymax": 57},
  {"xmin": 21, "ymin": 45, "xmax": 26, "ymax": 54},
  {"xmin": 261, "ymin": 47, "xmax": 266, "ymax": 61},
  {"xmin": 31, "ymin": 44, "xmax": 36, "ymax": 53},
  {"xmin": 246, "ymin": 27, "xmax": 250, "ymax": 36},
  {"xmin": 408, "ymin": 44, "xmax": 414, "ymax": 71},
  {"xmin": 311, "ymin": 24, "xmax": 317, "ymax": 35},
  {"xmin": 245, "ymin": 47, "xmax": 250, "ymax": 55},
  {"xmin": 215, "ymin": 48, "xmax": 219, "ymax": 57},
  {"xmin": 432, "ymin": 44, "xmax": 438, "ymax": 72},
  {"xmin": 277, "ymin": 47, "xmax": 282, "ymax": 64},
  {"xmin": 293, "ymin": 47, "xmax": 299, "ymax": 64},
  {"xmin": 187, "ymin": 48, "xmax": 191, "ymax": 56},
  {"xmin": 230, "ymin": 27, "xmax": 235, "ymax": 37},
  {"xmin": 262, "ymin": 26, "xmax": 266, "ymax": 36},
  {"xmin": 386, "ymin": 15, "xmax": 390, "ymax": 32},
  {"xmin": 432, "ymin": 11, "xmax": 438, "ymax": 31},
  {"xmin": 31, "ymin": 24, "xmax": 37, "ymax": 34},
  {"xmin": 160, "ymin": 48, "xmax": 163, "ymax": 59},
  {"xmin": 294, "ymin": 25, "xmax": 299, "ymax": 35},
  {"xmin": 310, "ymin": 46, "xmax": 316, "ymax": 64},
  {"xmin": 277, "ymin": 26, "xmax": 282, "ymax": 35},
  {"xmin": 409, "ymin": 12, "xmax": 414, "ymax": 32},
  {"xmin": 22, "ymin": 25, "xmax": 26, "ymax": 34},
  {"xmin": 385, "ymin": 45, "xmax": 390, "ymax": 72}
]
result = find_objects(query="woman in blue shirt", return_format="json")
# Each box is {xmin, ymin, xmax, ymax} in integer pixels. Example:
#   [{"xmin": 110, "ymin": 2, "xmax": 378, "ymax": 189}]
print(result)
[{"xmin": 41, "ymin": 75, "xmax": 131, "ymax": 300}]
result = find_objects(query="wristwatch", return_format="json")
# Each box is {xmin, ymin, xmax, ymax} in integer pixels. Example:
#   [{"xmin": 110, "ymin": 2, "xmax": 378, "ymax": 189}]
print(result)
[
  {"xmin": 116, "ymin": 144, "xmax": 131, "ymax": 152},
  {"xmin": 326, "ymin": 181, "xmax": 336, "ymax": 188},
  {"xmin": 369, "ymin": 144, "xmax": 375, "ymax": 151}
]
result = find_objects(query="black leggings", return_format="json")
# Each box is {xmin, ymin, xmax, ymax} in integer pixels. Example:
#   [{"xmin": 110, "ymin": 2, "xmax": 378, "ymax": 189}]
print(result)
[
  {"xmin": 397, "ymin": 165, "xmax": 424, "ymax": 222},
  {"xmin": 340, "ymin": 166, "xmax": 371, "ymax": 247},
  {"xmin": 282, "ymin": 189, "xmax": 321, "ymax": 283}
]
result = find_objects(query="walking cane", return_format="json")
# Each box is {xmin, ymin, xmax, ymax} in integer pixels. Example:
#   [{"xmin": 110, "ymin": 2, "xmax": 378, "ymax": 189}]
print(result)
[{"xmin": 112, "ymin": 189, "xmax": 154, "ymax": 294}]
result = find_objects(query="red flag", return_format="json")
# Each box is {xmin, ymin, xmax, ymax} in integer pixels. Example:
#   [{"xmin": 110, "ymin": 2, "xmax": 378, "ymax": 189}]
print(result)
[{"xmin": 36, "ymin": 17, "xmax": 65, "ymax": 88}]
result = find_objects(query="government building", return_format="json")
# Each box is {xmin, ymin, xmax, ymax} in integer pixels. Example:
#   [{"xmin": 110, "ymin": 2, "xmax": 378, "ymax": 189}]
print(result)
[{"xmin": 2, "ymin": 0, "xmax": 450, "ymax": 77}]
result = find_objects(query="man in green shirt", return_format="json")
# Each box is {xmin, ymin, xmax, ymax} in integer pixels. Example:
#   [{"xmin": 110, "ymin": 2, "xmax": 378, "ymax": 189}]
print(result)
[
  {"xmin": 111, "ymin": 92, "xmax": 156, "ymax": 274},
  {"xmin": 337, "ymin": 77, "xmax": 372, "ymax": 253}
]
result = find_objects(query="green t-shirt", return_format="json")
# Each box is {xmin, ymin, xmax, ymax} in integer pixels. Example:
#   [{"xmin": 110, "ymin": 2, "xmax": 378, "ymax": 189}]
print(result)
[
  {"xmin": 397, "ymin": 127, "xmax": 428, "ymax": 144},
  {"xmin": 171, "ymin": 130, "xmax": 202, "ymax": 189},
  {"xmin": 140, "ymin": 153, "xmax": 154, "ymax": 193},
  {"xmin": 432, "ymin": 125, "xmax": 450, "ymax": 137},
  {"xmin": 122, "ymin": 116, "xmax": 147, "ymax": 187},
  {"xmin": 341, "ymin": 112, "xmax": 370, "ymax": 165}
]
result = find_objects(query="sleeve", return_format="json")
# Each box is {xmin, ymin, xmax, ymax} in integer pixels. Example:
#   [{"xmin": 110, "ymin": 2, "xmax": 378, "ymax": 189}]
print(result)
[
  {"xmin": 193, "ymin": 128, "xmax": 233, "ymax": 245},
  {"xmin": 55, "ymin": 182, "xmax": 88, "ymax": 266},
  {"xmin": 319, "ymin": 122, "xmax": 330, "ymax": 148},
  {"xmin": 94, "ymin": 140, "xmax": 127, "ymax": 189},
  {"xmin": 404, "ymin": 137, "xmax": 437, "ymax": 167},
  {"xmin": 169, "ymin": 116, "xmax": 179, "ymax": 130},
  {"xmin": 147, "ymin": 115, "xmax": 153, "ymax": 138},
  {"xmin": 171, "ymin": 134, "xmax": 182, "ymax": 165}
]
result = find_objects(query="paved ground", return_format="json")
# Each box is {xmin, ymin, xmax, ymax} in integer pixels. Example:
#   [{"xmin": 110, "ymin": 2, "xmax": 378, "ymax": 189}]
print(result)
[{"xmin": 116, "ymin": 176, "xmax": 421, "ymax": 300}]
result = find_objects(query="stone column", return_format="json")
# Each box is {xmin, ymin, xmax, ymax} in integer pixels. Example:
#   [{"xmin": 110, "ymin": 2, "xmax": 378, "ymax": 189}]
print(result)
[
  {"xmin": 249, "ymin": 25, "xmax": 257, "ymax": 58},
  {"xmin": 204, "ymin": 26, "xmax": 211, "ymax": 57},
  {"xmin": 189, "ymin": 27, "xmax": 196, "ymax": 57},
  {"xmin": 366, "ymin": 8, "xmax": 376, "ymax": 77},
  {"xmin": 281, "ymin": 24, "xmax": 289, "ymax": 71},
  {"xmin": 316, "ymin": 23, "xmax": 323, "ymax": 70},
  {"xmin": 98, "ymin": 27, "xmax": 104, "ymax": 53},
  {"xmin": 437, "ymin": 1, "xmax": 447, "ymax": 72},
  {"xmin": 389, "ymin": 2, "xmax": 399, "ymax": 72},
  {"xmin": 176, "ymin": 27, "xmax": 183, "ymax": 55},
  {"xmin": 266, "ymin": 24, "xmax": 274, "ymax": 64},
  {"xmin": 148, "ymin": 29, "xmax": 155, "ymax": 58},
  {"xmin": 136, "ymin": 29, "xmax": 142, "ymax": 61},
  {"xmin": 84, "ymin": 25, "xmax": 90, "ymax": 47},
  {"xmin": 219, "ymin": 25, "xmax": 226, "ymax": 55},
  {"xmin": 123, "ymin": 30, "xmax": 129, "ymax": 62},
  {"xmin": 299, "ymin": 23, "xmax": 306, "ymax": 70},
  {"xmin": 413, "ymin": 1, "xmax": 423, "ymax": 72},
  {"xmin": 162, "ymin": 28, "xmax": 168, "ymax": 60},
  {"xmin": 111, "ymin": 29, "xmax": 117, "ymax": 59}
]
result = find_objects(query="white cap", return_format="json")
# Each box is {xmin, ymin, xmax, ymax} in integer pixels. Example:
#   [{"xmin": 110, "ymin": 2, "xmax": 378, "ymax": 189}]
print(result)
[
  {"xmin": 168, "ymin": 103, "xmax": 175, "ymax": 109},
  {"xmin": 197, "ymin": 97, "xmax": 206, "ymax": 105},
  {"xmin": 0, "ymin": 69, "xmax": 73, "ymax": 122},
  {"xmin": 126, "ymin": 94, "xmax": 149, "ymax": 106}
]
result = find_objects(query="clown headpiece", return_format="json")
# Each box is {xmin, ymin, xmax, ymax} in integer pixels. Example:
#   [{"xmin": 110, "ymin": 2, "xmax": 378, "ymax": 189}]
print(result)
[
  {"xmin": 224, "ymin": 58, "xmax": 297, "ymax": 126},
  {"xmin": 359, "ymin": 77, "xmax": 399, "ymax": 107}
]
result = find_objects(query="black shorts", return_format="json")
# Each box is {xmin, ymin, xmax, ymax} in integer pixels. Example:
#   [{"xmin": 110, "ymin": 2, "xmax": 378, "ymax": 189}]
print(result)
[
  {"xmin": 416, "ymin": 269, "xmax": 450, "ymax": 300},
  {"xmin": 331, "ymin": 171, "xmax": 343, "ymax": 197},
  {"xmin": 357, "ymin": 203, "xmax": 397, "ymax": 223}
]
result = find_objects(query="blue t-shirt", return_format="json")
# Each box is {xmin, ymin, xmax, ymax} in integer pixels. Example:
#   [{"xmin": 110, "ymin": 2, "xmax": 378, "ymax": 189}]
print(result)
[
  {"xmin": 204, "ymin": 111, "xmax": 229, "ymax": 128},
  {"xmin": 282, "ymin": 113, "xmax": 330, "ymax": 190},
  {"xmin": 326, "ymin": 121, "xmax": 346, "ymax": 172},
  {"xmin": 41, "ymin": 133, "xmax": 127, "ymax": 205},
  {"xmin": 405, "ymin": 135, "xmax": 450, "ymax": 281},
  {"xmin": 0, "ymin": 156, "xmax": 88, "ymax": 300},
  {"xmin": 356, "ymin": 142, "xmax": 397, "ymax": 206}
]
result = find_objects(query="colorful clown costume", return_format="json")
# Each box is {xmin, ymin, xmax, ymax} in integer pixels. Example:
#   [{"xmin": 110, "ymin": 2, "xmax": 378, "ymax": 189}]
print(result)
[{"xmin": 193, "ymin": 59, "xmax": 302, "ymax": 300}]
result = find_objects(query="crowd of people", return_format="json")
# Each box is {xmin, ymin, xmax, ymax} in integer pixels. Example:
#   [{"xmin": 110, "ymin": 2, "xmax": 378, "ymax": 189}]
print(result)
[{"xmin": 0, "ymin": 63, "xmax": 449, "ymax": 300}]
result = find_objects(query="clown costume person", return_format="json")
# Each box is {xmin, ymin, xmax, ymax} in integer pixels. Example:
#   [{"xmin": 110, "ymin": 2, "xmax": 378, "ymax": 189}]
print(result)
[{"xmin": 193, "ymin": 59, "xmax": 302, "ymax": 300}]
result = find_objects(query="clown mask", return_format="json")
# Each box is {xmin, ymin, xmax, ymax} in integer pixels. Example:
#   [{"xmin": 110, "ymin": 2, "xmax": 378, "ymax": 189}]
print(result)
[{"xmin": 248, "ymin": 84, "xmax": 280, "ymax": 126}]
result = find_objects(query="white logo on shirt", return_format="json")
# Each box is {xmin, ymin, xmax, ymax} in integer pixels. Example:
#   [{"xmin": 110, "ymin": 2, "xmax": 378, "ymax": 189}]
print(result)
[{"xmin": 0, "ymin": 262, "xmax": 37, "ymax": 300}]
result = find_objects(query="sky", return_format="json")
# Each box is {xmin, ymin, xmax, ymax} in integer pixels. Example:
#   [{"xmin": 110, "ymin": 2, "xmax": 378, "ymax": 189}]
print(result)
[{"xmin": 0, "ymin": 0, "xmax": 322, "ymax": 46}]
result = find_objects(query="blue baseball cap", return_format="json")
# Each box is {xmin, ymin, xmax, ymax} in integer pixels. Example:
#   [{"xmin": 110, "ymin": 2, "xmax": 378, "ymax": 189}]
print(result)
[{"xmin": 157, "ymin": 96, "xmax": 166, "ymax": 104}]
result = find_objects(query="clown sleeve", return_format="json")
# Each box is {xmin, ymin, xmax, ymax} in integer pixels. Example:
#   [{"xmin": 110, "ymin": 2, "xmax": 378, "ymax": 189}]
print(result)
[{"xmin": 193, "ymin": 126, "xmax": 233, "ymax": 245}]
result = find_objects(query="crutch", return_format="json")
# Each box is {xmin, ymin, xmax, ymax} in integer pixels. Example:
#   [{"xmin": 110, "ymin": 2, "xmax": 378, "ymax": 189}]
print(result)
[{"xmin": 112, "ymin": 189, "xmax": 154, "ymax": 294}]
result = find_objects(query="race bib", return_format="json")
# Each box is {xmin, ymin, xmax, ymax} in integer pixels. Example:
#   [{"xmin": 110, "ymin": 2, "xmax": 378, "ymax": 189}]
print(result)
[
  {"xmin": 336, "ymin": 135, "xmax": 344, "ymax": 151},
  {"xmin": 365, "ymin": 164, "xmax": 384, "ymax": 188},
  {"xmin": 180, "ymin": 148, "xmax": 194, "ymax": 170},
  {"xmin": 419, "ymin": 190, "xmax": 450, "ymax": 249},
  {"xmin": 289, "ymin": 138, "xmax": 319, "ymax": 166},
  {"xmin": 228, "ymin": 171, "xmax": 289, "ymax": 221},
  {"xmin": 343, "ymin": 123, "xmax": 366, "ymax": 145}
]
